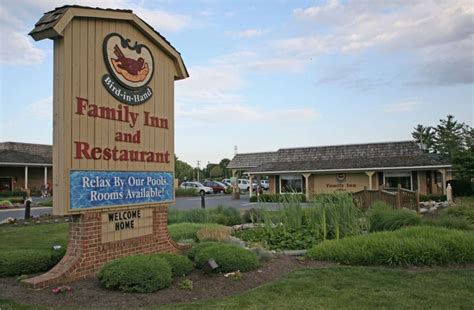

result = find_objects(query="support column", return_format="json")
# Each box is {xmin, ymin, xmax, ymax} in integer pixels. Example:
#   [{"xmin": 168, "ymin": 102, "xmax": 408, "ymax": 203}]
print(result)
[
  {"xmin": 438, "ymin": 169, "xmax": 447, "ymax": 195},
  {"xmin": 24, "ymin": 166, "xmax": 29, "ymax": 189},
  {"xmin": 249, "ymin": 175, "xmax": 253, "ymax": 198},
  {"xmin": 303, "ymin": 173, "xmax": 311, "ymax": 201},
  {"xmin": 365, "ymin": 171, "xmax": 375, "ymax": 190},
  {"xmin": 44, "ymin": 166, "xmax": 48, "ymax": 186}
]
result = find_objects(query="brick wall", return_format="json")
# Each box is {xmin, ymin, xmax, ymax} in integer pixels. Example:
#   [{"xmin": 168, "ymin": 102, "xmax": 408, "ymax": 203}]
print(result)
[{"xmin": 23, "ymin": 206, "xmax": 189, "ymax": 289}]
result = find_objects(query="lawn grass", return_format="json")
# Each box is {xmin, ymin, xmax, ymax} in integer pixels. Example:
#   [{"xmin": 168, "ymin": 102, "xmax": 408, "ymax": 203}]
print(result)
[
  {"xmin": 0, "ymin": 223, "xmax": 68, "ymax": 251},
  {"xmin": 163, "ymin": 267, "xmax": 474, "ymax": 310},
  {"xmin": 1, "ymin": 267, "xmax": 473, "ymax": 309},
  {"xmin": 457, "ymin": 196, "xmax": 474, "ymax": 207}
]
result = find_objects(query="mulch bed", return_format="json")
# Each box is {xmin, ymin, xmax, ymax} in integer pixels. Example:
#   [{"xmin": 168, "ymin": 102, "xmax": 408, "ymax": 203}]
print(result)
[{"xmin": 0, "ymin": 256, "xmax": 336, "ymax": 309}]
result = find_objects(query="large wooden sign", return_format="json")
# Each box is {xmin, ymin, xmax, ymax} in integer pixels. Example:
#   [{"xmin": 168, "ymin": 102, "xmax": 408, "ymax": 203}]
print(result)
[
  {"xmin": 28, "ymin": 7, "xmax": 188, "ymax": 216},
  {"xmin": 24, "ymin": 6, "xmax": 189, "ymax": 288}
]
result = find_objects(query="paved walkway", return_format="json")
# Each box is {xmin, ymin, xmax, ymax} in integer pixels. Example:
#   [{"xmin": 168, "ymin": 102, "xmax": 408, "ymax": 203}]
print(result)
[{"xmin": 0, "ymin": 194, "xmax": 259, "ymax": 221}]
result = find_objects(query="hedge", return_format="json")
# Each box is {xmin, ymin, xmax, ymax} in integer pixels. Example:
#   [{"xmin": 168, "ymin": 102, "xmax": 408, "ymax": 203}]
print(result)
[
  {"xmin": 249, "ymin": 193, "xmax": 307, "ymax": 203},
  {"xmin": 152, "ymin": 253, "xmax": 193, "ymax": 277},
  {"xmin": 168, "ymin": 223, "xmax": 226, "ymax": 241},
  {"xmin": 307, "ymin": 226, "xmax": 474, "ymax": 266},
  {"xmin": 97, "ymin": 255, "xmax": 172, "ymax": 293},
  {"xmin": 168, "ymin": 206, "xmax": 242, "ymax": 226},
  {"xmin": 0, "ymin": 248, "xmax": 65, "ymax": 277},
  {"xmin": 449, "ymin": 179, "xmax": 473, "ymax": 196},
  {"xmin": 419, "ymin": 194, "xmax": 447, "ymax": 202},
  {"xmin": 369, "ymin": 202, "xmax": 421, "ymax": 232},
  {"xmin": 194, "ymin": 243, "xmax": 259, "ymax": 272}
]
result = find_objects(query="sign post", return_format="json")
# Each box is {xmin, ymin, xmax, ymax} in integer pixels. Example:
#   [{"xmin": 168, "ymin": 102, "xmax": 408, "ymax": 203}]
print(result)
[{"xmin": 23, "ymin": 6, "xmax": 189, "ymax": 289}]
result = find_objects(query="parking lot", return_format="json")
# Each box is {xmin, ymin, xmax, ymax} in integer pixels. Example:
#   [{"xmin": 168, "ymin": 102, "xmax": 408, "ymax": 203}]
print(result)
[{"xmin": 0, "ymin": 194, "xmax": 257, "ymax": 221}]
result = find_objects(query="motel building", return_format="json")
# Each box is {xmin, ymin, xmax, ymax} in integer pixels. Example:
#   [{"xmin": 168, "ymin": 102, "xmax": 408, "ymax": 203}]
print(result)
[
  {"xmin": 0, "ymin": 142, "xmax": 52, "ymax": 194},
  {"xmin": 227, "ymin": 141, "xmax": 453, "ymax": 200}
]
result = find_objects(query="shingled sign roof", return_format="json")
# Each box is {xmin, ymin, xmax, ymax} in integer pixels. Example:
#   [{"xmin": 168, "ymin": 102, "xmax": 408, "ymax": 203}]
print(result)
[
  {"xmin": 29, "ymin": 5, "xmax": 188, "ymax": 79},
  {"xmin": 227, "ymin": 141, "xmax": 451, "ymax": 173},
  {"xmin": 0, "ymin": 142, "xmax": 52, "ymax": 165}
]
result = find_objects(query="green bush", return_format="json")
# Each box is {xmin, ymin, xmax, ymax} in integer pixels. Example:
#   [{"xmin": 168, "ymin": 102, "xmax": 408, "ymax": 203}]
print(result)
[
  {"xmin": 168, "ymin": 206, "xmax": 242, "ymax": 225},
  {"xmin": 175, "ymin": 188, "xmax": 199, "ymax": 197},
  {"xmin": 369, "ymin": 202, "xmax": 421, "ymax": 232},
  {"xmin": 97, "ymin": 255, "xmax": 172, "ymax": 293},
  {"xmin": 152, "ymin": 253, "xmax": 193, "ymax": 277},
  {"xmin": 237, "ymin": 192, "xmax": 366, "ymax": 250},
  {"xmin": 185, "ymin": 242, "xmax": 219, "ymax": 261},
  {"xmin": 444, "ymin": 206, "xmax": 474, "ymax": 223},
  {"xmin": 0, "ymin": 200, "xmax": 13, "ymax": 207},
  {"xmin": 208, "ymin": 206, "xmax": 242, "ymax": 226},
  {"xmin": 435, "ymin": 216, "xmax": 473, "ymax": 230},
  {"xmin": 254, "ymin": 193, "xmax": 306, "ymax": 203},
  {"xmin": 168, "ymin": 223, "xmax": 225, "ymax": 241},
  {"xmin": 235, "ymin": 226, "xmax": 319, "ymax": 250},
  {"xmin": 242, "ymin": 208, "xmax": 263, "ymax": 223},
  {"xmin": 450, "ymin": 179, "xmax": 473, "ymax": 196},
  {"xmin": 194, "ymin": 243, "xmax": 259, "ymax": 272},
  {"xmin": 38, "ymin": 200, "xmax": 53, "ymax": 207},
  {"xmin": 0, "ymin": 191, "xmax": 25, "ymax": 198},
  {"xmin": 307, "ymin": 226, "xmax": 474, "ymax": 266},
  {"xmin": 0, "ymin": 248, "xmax": 65, "ymax": 277},
  {"xmin": 420, "ymin": 194, "xmax": 447, "ymax": 202}
]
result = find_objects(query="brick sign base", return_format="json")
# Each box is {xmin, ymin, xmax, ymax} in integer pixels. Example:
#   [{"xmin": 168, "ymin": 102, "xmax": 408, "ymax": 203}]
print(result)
[{"xmin": 22, "ymin": 206, "xmax": 189, "ymax": 289}]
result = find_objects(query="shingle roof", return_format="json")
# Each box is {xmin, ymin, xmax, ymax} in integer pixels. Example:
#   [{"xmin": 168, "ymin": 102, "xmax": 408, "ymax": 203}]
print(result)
[
  {"xmin": 227, "ymin": 141, "xmax": 451, "ymax": 173},
  {"xmin": 227, "ymin": 152, "xmax": 277, "ymax": 169},
  {"xmin": 29, "ymin": 5, "xmax": 189, "ymax": 78},
  {"xmin": 0, "ymin": 142, "xmax": 52, "ymax": 165}
]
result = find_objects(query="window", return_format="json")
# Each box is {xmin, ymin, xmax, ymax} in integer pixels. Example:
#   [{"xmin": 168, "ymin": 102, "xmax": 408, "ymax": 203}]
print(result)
[
  {"xmin": 280, "ymin": 175, "xmax": 303, "ymax": 193},
  {"xmin": 384, "ymin": 172, "xmax": 412, "ymax": 190}
]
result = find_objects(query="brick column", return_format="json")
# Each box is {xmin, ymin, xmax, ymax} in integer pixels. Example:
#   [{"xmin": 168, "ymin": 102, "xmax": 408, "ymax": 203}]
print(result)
[{"xmin": 22, "ymin": 206, "xmax": 189, "ymax": 289}]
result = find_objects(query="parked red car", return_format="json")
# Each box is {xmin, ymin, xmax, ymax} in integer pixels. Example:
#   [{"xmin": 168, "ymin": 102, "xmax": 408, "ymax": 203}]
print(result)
[{"xmin": 202, "ymin": 181, "xmax": 225, "ymax": 194}]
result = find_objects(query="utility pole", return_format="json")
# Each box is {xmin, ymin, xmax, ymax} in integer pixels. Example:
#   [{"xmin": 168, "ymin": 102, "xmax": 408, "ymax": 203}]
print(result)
[{"xmin": 197, "ymin": 160, "xmax": 200, "ymax": 182}]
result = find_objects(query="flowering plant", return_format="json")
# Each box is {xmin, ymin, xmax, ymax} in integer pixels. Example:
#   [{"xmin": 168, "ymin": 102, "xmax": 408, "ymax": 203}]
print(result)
[{"xmin": 52, "ymin": 285, "xmax": 73, "ymax": 294}]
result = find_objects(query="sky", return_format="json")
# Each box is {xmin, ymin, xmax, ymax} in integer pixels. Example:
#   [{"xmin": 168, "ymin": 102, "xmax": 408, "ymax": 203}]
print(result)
[{"xmin": 0, "ymin": 0, "xmax": 473, "ymax": 167}]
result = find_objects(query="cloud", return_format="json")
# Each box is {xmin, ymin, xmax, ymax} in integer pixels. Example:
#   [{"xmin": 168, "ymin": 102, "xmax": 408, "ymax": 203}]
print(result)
[
  {"xmin": 384, "ymin": 99, "xmax": 421, "ymax": 113},
  {"xmin": 289, "ymin": 0, "xmax": 474, "ymax": 86},
  {"xmin": 233, "ymin": 28, "xmax": 265, "ymax": 38},
  {"xmin": 0, "ymin": 6, "xmax": 45, "ymax": 65},
  {"xmin": 26, "ymin": 97, "xmax": 53, "ymax": 120},
  {"xmin": 0, "ymin": 0, "xmax": 189, "ymax": 66},
  {"xmin": 131, "ymin": 7, "xmax": 188, "ymax": 32},
  {"xmin": 177, "ymin": 103, "xmax": 318, "ymax": 125},
  {"xmin": 293, "ymin": 0, "xmax": 340, "ymax": 18},
  {"xmin": 175, "ymin": 52, "xmax": 319, "ymax": 128}
]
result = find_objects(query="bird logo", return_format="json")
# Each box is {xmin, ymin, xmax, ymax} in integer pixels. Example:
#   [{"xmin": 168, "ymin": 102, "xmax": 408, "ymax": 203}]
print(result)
[
  {"xmin": 102, "ymin": 33, "xmax": 154, "ymax": 105},
  {"xmin": 111, "ymin": 44, "xmax": 150, "ymax": 83},
  {"xmin": 103, "ymin": 33, "xmax": 154, "ymax": 90}
]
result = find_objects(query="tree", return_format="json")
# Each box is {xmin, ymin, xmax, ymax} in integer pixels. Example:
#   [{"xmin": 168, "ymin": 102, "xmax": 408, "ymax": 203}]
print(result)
[
  {"xmin": 432, "ymin": 115, "xmax": 465, "ymax": 157},
  {"xmin": 413, "ymin": 115, "xmax": 474, "ymax": 181},
  {"xmin": 452, "ymin": 148, "xmax": 474, "ymax": 181},
  {"xmin": 175, "ymin": 156, "xmax": 194, "ymax": 181},
  {"xmin": 210, "ymin": 166, "xmax": 224, "ymax": 178},
  {"xmin": 219, "ymin": 158, "xmax": 231, "ymax": 178},
  {"xmin": 411, "ymin": 124, "xmax": 435, "ymax": 152}
]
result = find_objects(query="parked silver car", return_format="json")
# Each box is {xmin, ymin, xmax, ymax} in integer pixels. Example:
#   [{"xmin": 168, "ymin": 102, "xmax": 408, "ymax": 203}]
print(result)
[{"xmin": 180, "ymin": 181, "xmax": 213, "ymax": 195}]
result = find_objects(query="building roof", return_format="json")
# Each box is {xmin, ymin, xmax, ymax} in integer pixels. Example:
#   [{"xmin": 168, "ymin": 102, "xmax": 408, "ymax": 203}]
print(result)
[
  {"xmin": 227, "ymin": 152, "xmax": 277, "ymax": 169},
  {"xmin": 29, "ymin": 5, "xmax": 188, "ymax": 80},
  {"xmin": 227, "ymin": 141, "xmax": 451, "ymax": 174},
  {"xmin": 0, "ymin": 142, "xmax": 52, "ymax": 166}
]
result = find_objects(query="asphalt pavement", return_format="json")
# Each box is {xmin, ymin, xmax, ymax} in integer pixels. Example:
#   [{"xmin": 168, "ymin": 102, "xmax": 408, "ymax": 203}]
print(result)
[{"xmin": 0, "ymin": 194, "xmax": 259, "ymax": 221}]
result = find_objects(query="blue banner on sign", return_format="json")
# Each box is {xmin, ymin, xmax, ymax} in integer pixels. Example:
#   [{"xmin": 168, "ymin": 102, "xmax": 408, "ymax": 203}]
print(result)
[{"xmin": 70, "ymin": 171, "xmax": 174, "ymax": 210}]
